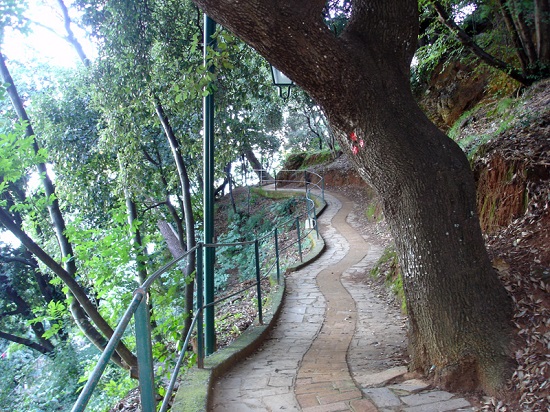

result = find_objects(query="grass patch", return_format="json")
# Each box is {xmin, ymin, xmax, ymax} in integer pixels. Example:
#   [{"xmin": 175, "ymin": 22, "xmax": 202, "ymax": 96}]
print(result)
[
  {"xmin": 370, "ymin": 245, "xmax": 406, "ymax": 313},
  {"xmin": 365, "ymin": 200, "xmax": 383, "ymax": 222},
  {"xmin": 282, "ymin": 150, "xmax": 335, "ymax": 170},
  {"xmin": 448, "ymin": 108, "xmax": 478, "ymax": 140}
]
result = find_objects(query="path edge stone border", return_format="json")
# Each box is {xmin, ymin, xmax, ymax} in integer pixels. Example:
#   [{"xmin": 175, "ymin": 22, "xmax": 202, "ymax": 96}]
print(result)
[{"xmin": 171, "ymin": 190, "xmax": 327, "ymax": 412}]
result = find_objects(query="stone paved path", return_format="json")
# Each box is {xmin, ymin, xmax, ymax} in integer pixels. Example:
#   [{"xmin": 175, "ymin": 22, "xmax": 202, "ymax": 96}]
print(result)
[{"xmin": 211, "ymin": 192, "xmax": 475, "ymax": 412}]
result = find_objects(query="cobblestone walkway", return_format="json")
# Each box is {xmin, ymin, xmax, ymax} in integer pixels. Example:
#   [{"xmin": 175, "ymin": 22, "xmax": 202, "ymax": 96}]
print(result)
[{"xmin": 211, "ymin": 192, "xmax": 475, "ymax": 411}]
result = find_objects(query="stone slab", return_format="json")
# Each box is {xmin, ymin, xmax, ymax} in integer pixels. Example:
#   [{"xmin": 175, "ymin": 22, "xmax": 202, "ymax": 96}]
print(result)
[
  {"xmin": 356, "ymin": 366, "xmax": 408, "ymax": 387},
  {"xmin": 401, "ymin": 390, "xmax": 454, "ymax": 406},
  {"xmin": 387, "ymin": 379, "xmax": 431, "ymax": 394},
  {"xmin": 362, "ymin": 387, "xmax": 402, "ymax": 407},
  {"xmin": 403, "ymin": 398, "xmax": 472, "ymax": 412}
]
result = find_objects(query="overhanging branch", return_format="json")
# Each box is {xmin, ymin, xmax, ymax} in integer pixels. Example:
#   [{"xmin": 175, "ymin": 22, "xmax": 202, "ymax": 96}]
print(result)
[{"xmin": 431, "ymin": 0, "xmax": 532, "ymax": 86}]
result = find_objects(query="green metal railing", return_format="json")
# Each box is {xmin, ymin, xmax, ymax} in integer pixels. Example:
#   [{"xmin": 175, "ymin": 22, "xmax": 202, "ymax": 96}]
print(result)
[
  {"xmin": 71, "ymin": 172, "xmax": 323, "ymax": 412},
  {"xmin": 256, "ymin": 169, "xmax": 325, "ymax": 203}
]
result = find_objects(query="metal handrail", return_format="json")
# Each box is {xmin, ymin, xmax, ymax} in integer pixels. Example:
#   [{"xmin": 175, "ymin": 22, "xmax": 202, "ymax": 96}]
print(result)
[
  {"xmin": 71, "ymin": 171, "xmax": 324, "ymax": 412},
  {"xmin": 254, "ymin": 168, "xmax": 325, "ymax": 202}
]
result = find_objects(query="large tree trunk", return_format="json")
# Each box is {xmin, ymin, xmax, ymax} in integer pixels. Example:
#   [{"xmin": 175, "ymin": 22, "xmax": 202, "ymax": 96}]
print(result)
[{"xmin": 192, "ymin": 0, "xmax": 513, "ymax": 395}]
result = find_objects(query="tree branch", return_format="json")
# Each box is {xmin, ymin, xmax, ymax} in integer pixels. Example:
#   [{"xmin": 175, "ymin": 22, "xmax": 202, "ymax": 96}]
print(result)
[
  {"xmin": 0, "ymin": 310, "xmax": 22, "ymax": 319},
  {"xmin": 431, "ymin": 0, "xmax": 532, "ymax": 86},
  {"xmin": 0, "ymin": 255, "xmax": 38, "ymax": 268},
  {"xmin": 56, "ymin": 0, "xmax": 91, "ymax": 67},
  {"xmin": 0, "ymin": 330, "xmax": 54, "ymax": 356},
  {"xmin": 0, "ymin": 207, "xmax": 136, "ymax": 372}
]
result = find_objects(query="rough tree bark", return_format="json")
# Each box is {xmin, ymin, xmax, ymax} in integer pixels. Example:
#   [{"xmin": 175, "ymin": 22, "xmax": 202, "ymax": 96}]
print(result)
[{"xmin": 192, "ymin": 0, "xmax": 513, "ymax": 394}]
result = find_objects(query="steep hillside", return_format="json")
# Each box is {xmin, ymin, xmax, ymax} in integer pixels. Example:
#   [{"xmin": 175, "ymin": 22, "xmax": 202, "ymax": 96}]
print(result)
[{"xmin": 457, "ymin": 80, "xmax": 550, "ymax": 411}]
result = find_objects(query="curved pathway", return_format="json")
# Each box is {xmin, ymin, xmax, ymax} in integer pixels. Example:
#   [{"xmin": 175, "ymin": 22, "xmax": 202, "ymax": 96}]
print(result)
[
  {"xmin": 294, "ymin": 194, "xmax": 375, "ymax": 410},
  {"xmin": 211, "ymin": 192, "xmax": 344, "ymax": 411},
  {"xmin": 211, "ymin": 191, "xmax": 475, "ymax": 412}
]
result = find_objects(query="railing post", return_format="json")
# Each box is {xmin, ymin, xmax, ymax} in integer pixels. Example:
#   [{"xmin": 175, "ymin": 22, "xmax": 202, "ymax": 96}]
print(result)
[
  {"xmin": 313, "ymin": 202, "xmax": 319, "ymax": 239},
  {"xmin": 274, "ymin": 227, "xmax": 281, "ymax": 284},
  {"xmin": 203, "ymin": 13, "xmax": 216, "ymax": 357},
  {"xmin": 274, "ymin": 169, "xmax": 277, "ymax": 191},
  {"xmin": 304, "ymin": 170, "xmax": 308, "ymax": 193},
  {"xmin": 254, "ymin": 239, "xmax": 263, "ymax": 325},
  {"xmin": 296, "ymin": 217, "xmax": 303, "ymax": 262},
  {"xmin": 135, "ymin": 297, "xmax": 156, "ymax": 412},
  {"xmin": 196, "ymin": 243, "xmax": 204, "ymax": 368},
  {"xmin": 322, "ymin": 175, "xmax": 325, "ymax": 202}
]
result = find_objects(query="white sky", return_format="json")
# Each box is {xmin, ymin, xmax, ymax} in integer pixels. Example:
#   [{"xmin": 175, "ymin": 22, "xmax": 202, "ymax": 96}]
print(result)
[
  {"xmin": 1, "ymin": 2, "xmax": 95, "ymax": 247},
  {"xmin": 2, "ymin": 0, "xmax": 95, "ymax": 68}
]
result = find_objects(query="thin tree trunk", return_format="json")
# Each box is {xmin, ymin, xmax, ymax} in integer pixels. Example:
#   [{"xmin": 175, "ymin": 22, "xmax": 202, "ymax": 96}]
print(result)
[
  {"xmin": 2, "ymin": 189, "xmax": 68, "ymax": 339},
  {"xmin": 1, "ymin": 279, "xmax": 56, "ymax": 352},
  {"xmin": 0, "ymin": 207, "xmax": 134, "ymax": 371},
  {"xmin": 304, "ymin": 112, "xmax": 324, "ymax": 151},
  {"xmin": 125, "ymin": 191, "xmax": 148, "ymax": 285},
  {"xmin": 158, "ymin": 220, "xmax": 186, "ymax": 258},
  {"xmin": 225, "ymin": 163, "xmax": 237, "ymax": 214},
  {"xmin": 141, "ymin": 146, "xmax": 187, "ymax": 246},
  {"xmin": 509, "ymin": 0, "xmax": 538, "ymax": 67},
  {"xmin": 0, "ymin": 51, "xmax": 137, "ymax": 373},
  {"xmin": 535, "ymin": 0, "xmax": 550, "ymax": 64},
  {"xmin": 244, "ymin": 149, "xmax": 274, "ymax": 183},
  {"xmin": 497, "ymin": 0, "xmax": 530, "ymax": 72},
  {"xmin": 56, "ymin": 0, "xmax": 90, "ymax": 67},
  {"xmin": 154, "ymin": 98, "xmax": 196, "ymax": 341}
]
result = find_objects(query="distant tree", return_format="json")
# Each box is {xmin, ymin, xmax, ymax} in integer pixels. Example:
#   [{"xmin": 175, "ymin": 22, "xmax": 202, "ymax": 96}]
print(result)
[{"xmin": 284, "ymin": 91, "xmax": 337, "ymax": 154}]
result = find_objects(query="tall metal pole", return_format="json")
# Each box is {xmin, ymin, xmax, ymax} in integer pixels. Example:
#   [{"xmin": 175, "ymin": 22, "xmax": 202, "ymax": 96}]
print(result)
[{"xmin": 203, "ymin": 14, "xmax": 216, "ymax": 355}]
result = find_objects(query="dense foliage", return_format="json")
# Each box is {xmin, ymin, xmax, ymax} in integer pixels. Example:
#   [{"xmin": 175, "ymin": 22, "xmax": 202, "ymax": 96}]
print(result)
[
  {"xmin": 413, "ymin": 0, "xmax": 550, "ymax": 92},
  {"xmin": 0, "ymin": 0, "xmax": 330, "ymax": 409},
  {"xmin": 1, "ymin": 0, "xmax": 546, "ymax": 409}
]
